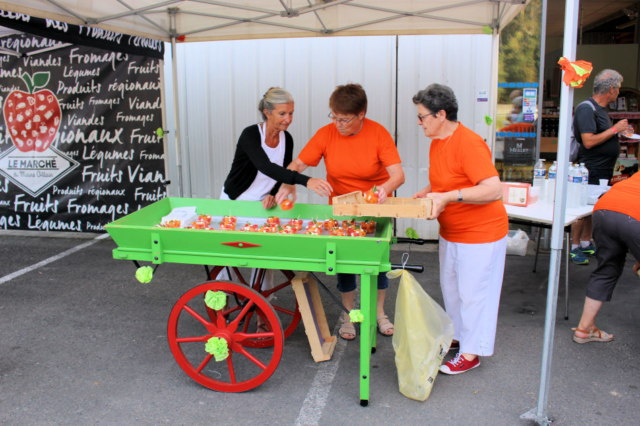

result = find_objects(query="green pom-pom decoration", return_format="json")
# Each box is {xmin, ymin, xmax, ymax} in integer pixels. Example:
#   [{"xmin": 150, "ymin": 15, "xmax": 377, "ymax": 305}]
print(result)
[
  {"xmin": 484, "ymin": 115, "xmax": 493, "ymax": 126},
  {"xmin": 405, "ymin": 227, "xmax": 419, "ymax": 240},
  {"xmin": 482, "ymin": 25, "xmax": 493, "ymax": 35},
  {"xmin": 135, "ymin": 266, "xmax": 153, "ymax": 283},
  {"xmin": 205, "ymin": 337, "xmax": 229, "ymax": 361},
  {"xmin": 204, "ymin": 290, "xmax": 226, "ymax": 310},
  {"xmin": 349, "ymin": 309, "xmax": 364, "ymax": 323}
]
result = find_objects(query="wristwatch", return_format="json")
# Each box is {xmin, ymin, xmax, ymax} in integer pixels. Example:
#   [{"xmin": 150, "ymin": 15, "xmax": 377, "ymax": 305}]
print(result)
[{"xmin": 458, "ymin": 190, "xmax": 463, "ymax": 203}]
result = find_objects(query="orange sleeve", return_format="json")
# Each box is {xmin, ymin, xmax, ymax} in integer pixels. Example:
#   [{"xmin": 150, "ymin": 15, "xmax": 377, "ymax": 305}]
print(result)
[
  {"xmin": 459, "ymin": 135, "xmax": 498, "ymax": 185},
  {"xmin": 298, "ymin": 127, "xmax": 327, "ymax": 167},
  {"xmin": 377, "ymin": 126, "xmax": 402, "ymax": 167}
]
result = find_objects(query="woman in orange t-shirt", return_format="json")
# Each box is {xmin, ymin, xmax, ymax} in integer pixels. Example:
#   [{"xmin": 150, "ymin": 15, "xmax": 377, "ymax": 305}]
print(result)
[
  {"xmin": 572, "ymin": 173, "xmax": 640, "ymax": 345},
  {"xmin": 412, "ymin": 84, "xmax": 508, "ymax": 376},
  {"xmin": 276, "ymin": 84, "xmax": 405, "ymax": 341}
]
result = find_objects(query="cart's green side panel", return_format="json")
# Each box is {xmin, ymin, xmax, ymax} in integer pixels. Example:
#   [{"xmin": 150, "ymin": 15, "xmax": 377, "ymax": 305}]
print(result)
[{"xmin": 105, "ymin": 198, "xmax": 393, "ymax": 275}]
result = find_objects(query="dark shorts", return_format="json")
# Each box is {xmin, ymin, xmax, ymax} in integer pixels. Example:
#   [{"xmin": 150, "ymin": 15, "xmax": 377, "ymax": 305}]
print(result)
[
  {"xmin": 337, "ymin": 272, "xmax": 389, "ymax": 292},
  {"xmin": 587, "ymin": 168, "xmax": 614, "ymax": 186},
  {"xmin": 586, "ymin": 210, "xmax": 640, "ymax": 301}
]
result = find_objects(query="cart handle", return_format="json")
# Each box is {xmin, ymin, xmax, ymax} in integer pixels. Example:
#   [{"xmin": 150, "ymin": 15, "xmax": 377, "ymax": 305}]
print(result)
[
  {"xmin": 391, "ymin": 264, "xmax": 424, "ymax": 273},
  {"xmin": 393, "ymin": 237, "xmax": 427, "ymax": 245}
]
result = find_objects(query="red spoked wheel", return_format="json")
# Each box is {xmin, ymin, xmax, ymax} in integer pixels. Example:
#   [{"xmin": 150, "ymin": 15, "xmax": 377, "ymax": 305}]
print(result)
[
  {"xmin": 167, "ymin": 281, "xmax": 284, "ymax": 392},
  {"xmin": 206, "ymin": 267, "xmax": 300, "ymax": 348}
]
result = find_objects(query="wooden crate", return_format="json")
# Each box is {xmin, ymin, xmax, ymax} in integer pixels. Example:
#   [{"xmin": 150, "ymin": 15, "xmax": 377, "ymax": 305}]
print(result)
[{"xmin": 332, "ymin": 191, "xmax": 432, "ymax": 219}]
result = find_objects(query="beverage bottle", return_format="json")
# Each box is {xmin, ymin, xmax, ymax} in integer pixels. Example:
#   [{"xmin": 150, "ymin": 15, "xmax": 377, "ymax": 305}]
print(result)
[
  {"xmin": 547, "ymin": 161, "xmax": 557, "ymax": 202},
  {"xmin": 579, "ymin": 163, "xmax": 589, "ymax": 206},
  {"xmin": 533, "ymin": 159, "xmax": 546, "ymax": 202},
  {"xmin": 567, "ymin": 163, "xmax": 581, "ymax": 208}
]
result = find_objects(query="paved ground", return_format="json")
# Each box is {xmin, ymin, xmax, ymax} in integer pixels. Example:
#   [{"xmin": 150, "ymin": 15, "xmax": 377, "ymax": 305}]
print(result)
[{"xmin": 1, "ymin": 232, "xmax": 639, "ymax": 426}]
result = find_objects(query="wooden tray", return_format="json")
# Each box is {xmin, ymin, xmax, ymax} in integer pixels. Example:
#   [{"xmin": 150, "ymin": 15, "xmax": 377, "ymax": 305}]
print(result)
[{"xmin": 332, "ymin": 191, "xmax": 432, "ymax": 219}]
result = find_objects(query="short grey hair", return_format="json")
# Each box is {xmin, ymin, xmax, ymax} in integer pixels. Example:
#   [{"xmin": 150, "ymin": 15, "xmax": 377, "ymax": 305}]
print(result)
[
  {"xmin": 592, "ymin": 69, "xmax": 623, "ymax": 95},
  {"xmin": 412, "ymin": 83, "xmax": 458, "ymax": 122},
  {"xmin": 258, "ymin": 87, "xmax": 294, "ymax": 120}
]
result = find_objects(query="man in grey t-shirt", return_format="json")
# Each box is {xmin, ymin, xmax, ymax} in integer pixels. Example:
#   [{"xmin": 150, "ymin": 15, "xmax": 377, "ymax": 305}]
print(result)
[{"xmin": 570, "ymin": 69, "xmax": 628, "ymax": 265}]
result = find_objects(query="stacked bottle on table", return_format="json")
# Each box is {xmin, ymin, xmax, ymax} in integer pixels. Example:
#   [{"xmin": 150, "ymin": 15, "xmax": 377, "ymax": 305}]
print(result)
[
  {"xmin": 533, "ymin": 159, "xmax": 547, "ymax": 202},
  {"xmin": 567, "ymin": 162, "xmax": 589, "ymax": 208}
]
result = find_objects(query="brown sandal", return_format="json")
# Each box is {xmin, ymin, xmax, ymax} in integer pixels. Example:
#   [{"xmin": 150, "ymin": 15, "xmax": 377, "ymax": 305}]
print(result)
[
  {"xmin": 572, "ymin": 327, "xmax": 614, "ymax": 344},
  {"xmin": 376, "ymin": 315, "xmax": 394, "ymax": 336}
]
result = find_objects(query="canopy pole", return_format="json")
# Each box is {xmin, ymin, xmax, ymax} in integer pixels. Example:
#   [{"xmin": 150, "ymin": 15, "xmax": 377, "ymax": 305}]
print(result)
[
  {"xmin": 520, "ymin": 0, "xmax": 579, "ymax": 424},
  {"xmin": 488, "ymin": 3, "xmax": 499, "ymax": 162},
  {"xmin": 170, "ymin": 9, "xmax": 184, "ymax": 197},
  {"xmin": 534, "ymin": 0, "xmax": 548, "ymax": 161}
]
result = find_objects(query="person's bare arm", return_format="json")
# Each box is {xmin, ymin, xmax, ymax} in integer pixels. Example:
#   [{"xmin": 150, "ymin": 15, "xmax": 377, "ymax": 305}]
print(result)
[
  {"xmin": 426, "ymin": 175, "xmax": 502, "ymax": 220},
  {"xmin": 582, "ymin": 119, "xmax": 628, "ymax": 149}
]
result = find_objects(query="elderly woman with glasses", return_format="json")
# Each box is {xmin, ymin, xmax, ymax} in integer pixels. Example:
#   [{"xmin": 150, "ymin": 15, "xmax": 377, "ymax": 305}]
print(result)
[
  {"xmin": 276, "ymin": 83, "xmax": 405, "ymax": 340},
  {"xmin": 412, "ymin": 83, "xmax": 508, "ymax": 375}
]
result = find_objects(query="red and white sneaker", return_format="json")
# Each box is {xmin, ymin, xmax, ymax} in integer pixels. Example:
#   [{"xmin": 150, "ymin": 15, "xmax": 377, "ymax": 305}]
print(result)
[{"xmin": 439, "ymin": 353, "xmax": 481, "ymax": 375}]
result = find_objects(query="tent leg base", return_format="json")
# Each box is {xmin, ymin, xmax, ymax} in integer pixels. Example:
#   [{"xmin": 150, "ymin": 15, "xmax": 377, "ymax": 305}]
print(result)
[{"xmin": 520, "ymin": 408, "xmax": 554, "ymax": 425}]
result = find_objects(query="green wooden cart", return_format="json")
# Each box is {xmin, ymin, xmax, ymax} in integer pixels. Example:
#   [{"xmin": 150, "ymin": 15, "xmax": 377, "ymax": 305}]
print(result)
[{"xmin": 106, "ymin": 197, "xmax": 414, "ymax": 406}]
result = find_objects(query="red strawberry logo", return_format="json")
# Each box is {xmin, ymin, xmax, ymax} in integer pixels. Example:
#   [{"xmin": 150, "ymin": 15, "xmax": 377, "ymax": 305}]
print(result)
[{"xmin": 3, "ymin": 72, "xmax": 61, "ymax": 152}]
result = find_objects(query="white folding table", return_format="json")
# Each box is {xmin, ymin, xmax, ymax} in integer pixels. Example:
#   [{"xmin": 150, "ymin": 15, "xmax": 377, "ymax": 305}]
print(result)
[{"xmin": 505, "ymin": 200, "xmax": 594, "ymax": 319}]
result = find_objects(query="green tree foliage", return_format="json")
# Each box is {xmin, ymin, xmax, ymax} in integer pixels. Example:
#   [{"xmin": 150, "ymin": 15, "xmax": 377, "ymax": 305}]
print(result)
[{"xmin": 498, "ymin": 0, "xmax": 542, "ymax": 102}]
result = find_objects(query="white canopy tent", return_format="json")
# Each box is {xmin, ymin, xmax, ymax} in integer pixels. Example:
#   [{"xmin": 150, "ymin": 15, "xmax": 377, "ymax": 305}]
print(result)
[
  {"xmin": 0, "ymin": 1, "xmax": 526, "ymax": 41},
  {"xmin": 0, "ymin": 1, "xmax": 579, "ymax": 424}
]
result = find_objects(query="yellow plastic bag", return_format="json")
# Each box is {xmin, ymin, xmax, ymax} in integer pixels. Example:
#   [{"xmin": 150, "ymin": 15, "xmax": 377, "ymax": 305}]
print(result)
[{"xmin": 388, "ymin": 269, "xmax": 454, "ymax": 401}]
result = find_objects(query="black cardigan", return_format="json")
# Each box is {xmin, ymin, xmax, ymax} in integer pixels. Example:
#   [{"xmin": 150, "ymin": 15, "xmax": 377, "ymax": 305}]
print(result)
[{"xmin": 222, "ymin": 124, "xmax": 310, "ymax": 200}]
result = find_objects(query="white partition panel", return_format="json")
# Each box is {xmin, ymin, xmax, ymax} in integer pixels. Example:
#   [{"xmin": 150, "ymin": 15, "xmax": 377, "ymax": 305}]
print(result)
[{"xmin": 396, "ymin": 35, "xmax": 493, "ymax": 240}]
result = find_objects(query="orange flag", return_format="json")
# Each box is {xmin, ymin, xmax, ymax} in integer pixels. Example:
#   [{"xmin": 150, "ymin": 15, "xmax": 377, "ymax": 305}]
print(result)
[{"xmin": 557, "ymin": 57, "xmax": 593, "ymax": 88}]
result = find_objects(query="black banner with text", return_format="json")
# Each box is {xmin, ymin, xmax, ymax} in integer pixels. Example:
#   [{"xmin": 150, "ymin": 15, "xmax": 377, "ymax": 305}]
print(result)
[
  {"xmin": 0, "ymin": 10, "xmax": 164, "ymax": 59},
  {"xmin": 0, "ymin": 33, "xmax": 166, "ymax": 232}
]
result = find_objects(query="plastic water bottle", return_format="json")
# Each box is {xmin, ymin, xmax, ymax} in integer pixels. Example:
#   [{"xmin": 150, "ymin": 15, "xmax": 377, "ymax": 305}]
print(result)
[
  {"xmin": 533, "ymin": 159, "xmax": 547, "ymax": 202},
  {"xmin": 579, "ymin": 163, "xmax": 589, "ymax": 206},
  {"xmin": 547, "ymin": 161, "xmax": 557, "ymax": 202},
  {"xmin": 567, "ymin": 163, "xmax": 581, "ymax": 208}
]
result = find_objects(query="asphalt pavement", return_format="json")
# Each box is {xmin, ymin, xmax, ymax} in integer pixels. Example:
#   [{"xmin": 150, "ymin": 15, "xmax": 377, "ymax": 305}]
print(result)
[{"xmin": 1, "ymin": 232, "xmax": 639, "ymax": 426}]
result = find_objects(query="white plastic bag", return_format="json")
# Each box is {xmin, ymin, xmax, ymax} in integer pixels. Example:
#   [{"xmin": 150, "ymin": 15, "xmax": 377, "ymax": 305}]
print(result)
[{"xmin": 388, "ymin": 269, "xmax": 454, "ymax": 401}]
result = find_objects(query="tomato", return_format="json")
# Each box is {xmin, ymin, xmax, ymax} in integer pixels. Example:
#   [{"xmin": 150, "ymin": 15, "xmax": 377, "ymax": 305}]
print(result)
[
  {"xmin": 342, "ymin": 219, "xmax": 356, "ymax": 230},
  {"xmin": 191, "ymin": 220, "xmax": 207, "ymax": 229},
  {"xmin": 267, "ymin": 216, "xmax": 280, "ymax": 225},
  {"xmin": 280, "ymin": 199, "xmax": 294, "ymax": 210},
  {"xmin": 350, "ymin": 226, "xmax": 366, "ymax": 237},
  {"xmin": 198, "ymin": 215, "xmax": 212, "ymax": 226},
  {"xmin": 219, "ymin": 222, "xmax": 235, "ymax": 231},
  {"xmin": 324, "ymin": 218, "xmax": 337, "ymax": 230},
  {"xmin": 364, "ymin": 185, "xmax": 379, "ymax": 204},
  {"xmin": 282, "ymin": 225, "xmax": 297, "ymax": 234},
  {"xmin": 329, "ymin": 227, "xmax": 342, "ymax": 236},
  {"xmin": 222, "ymin": 215, "xmax": 237, "ymax": 224},
  {"xmin": 361, "ymin": 220, "xmax": 376, "ymax": 234}
]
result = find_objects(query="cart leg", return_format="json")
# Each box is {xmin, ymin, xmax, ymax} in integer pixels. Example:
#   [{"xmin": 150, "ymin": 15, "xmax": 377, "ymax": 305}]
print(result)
[
  {"xmin": 359, "ymin": 273, "xmax": 376, "ymax": 406},
  {"xmin": 370, "ymin": 279, "xmax": 378, "ymax": 352}
]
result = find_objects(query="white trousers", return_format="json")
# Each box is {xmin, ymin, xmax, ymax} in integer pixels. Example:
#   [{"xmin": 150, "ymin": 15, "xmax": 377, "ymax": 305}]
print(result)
[{"xmin": 439, "ymin": 235, "xmax": 507, "ymax": 357}]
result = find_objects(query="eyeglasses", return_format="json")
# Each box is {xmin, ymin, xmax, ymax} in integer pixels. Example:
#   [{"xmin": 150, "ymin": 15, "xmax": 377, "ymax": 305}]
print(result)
[
  {"xmin": 328, "ymin": 113, "xmax": 357, "ymax": 124},
  {"xmin": 417, "ymin": 112, "xmax": 437, "ymax": 123}
]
